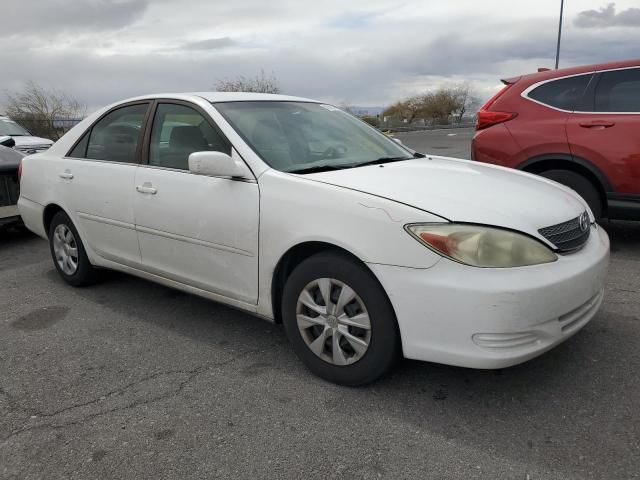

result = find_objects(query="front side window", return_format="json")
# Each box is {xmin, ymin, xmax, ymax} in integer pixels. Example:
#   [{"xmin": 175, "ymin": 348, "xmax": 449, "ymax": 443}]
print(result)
[
  {"xmin": 214, "ymin": 101, "xmax": 412, "ymax": 173},
  {"xmin": 594, "ymin": 68, "xmax": 640, "ymax": 112},
  {"xmin": 528, "ymin": 74, "xmax": 592, "ymax": 111},
  {"xmin": 84, "ymin": 103, "xmax": 148, "ymax": 163},
  {"xmin": 148, "ymin": 103, "xmax": 230, "ymax": 170}
]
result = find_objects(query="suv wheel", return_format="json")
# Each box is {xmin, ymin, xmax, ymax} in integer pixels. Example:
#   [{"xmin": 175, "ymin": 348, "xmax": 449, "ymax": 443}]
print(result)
[
  {"xmin": 281, "ymin": 251, "xmax": 400, "ymax": 386},
  {"xmin": 540, "ymin": 169, "xmax": 603, "ymax": 220}
]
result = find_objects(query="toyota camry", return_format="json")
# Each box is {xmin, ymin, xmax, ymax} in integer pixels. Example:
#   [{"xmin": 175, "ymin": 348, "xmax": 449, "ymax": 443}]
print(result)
[{"xmin": 18, "ymin": 93, "xmax": 610, "ymax": 385}]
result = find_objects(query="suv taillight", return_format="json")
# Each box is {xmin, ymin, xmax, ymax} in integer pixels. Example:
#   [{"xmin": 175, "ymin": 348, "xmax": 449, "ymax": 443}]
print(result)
[
  {"xmin": 476, "ymin": 111, "xmax": 517, "ymax": 130},
  {"xmin": 475, "ymin": 83, "xmax": 517, "ymax": 131}
]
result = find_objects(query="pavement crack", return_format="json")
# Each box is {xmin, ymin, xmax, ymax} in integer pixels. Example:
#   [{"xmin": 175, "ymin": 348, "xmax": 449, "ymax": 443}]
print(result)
[{"xmin": 0, "ymin": 347, "xmax": 261, "ymax": 446}]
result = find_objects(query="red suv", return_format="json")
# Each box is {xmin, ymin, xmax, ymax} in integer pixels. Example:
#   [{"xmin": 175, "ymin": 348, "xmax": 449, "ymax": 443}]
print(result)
[{"xmin": 472, "ymin": 59, "xmax": 640, "ymax": 220}]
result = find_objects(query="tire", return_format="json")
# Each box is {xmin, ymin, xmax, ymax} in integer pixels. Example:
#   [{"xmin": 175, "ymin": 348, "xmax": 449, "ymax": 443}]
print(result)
[
  {"xmin": 48, "ymin": 211, "xmax": 100, "ymax": 287},
  {"xmin": 281, "ymin": 251, "xmax": 400, "ymax": 386},
  {"xmin": 539, "ymin": 169, "xmax": 603, "ymax": 219}
]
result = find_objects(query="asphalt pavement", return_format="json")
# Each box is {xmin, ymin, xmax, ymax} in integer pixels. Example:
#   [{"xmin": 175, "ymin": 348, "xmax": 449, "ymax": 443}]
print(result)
[
  {"xmin": 395, "ymin": 127, "xmax": 474, "ymax": 159},
  {"xmin": 1, "ymin": 129, "xmax": 639, "ymax": 479}
]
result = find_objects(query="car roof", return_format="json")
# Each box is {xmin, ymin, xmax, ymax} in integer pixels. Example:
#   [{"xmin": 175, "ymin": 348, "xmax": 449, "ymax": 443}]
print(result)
[
  {"xmin": 513, "ymin": 58, "xmax": 640, "ymax": 85},
  {"xmin": 117, "ymin": 92, "xmax": 320, "ymax": 104}
]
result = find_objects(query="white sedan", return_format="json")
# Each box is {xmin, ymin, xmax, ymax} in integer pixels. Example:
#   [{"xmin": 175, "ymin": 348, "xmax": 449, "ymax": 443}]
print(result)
[{"xmin": 18, "ymin": 93, "xmax": 609, "ymax": 385}]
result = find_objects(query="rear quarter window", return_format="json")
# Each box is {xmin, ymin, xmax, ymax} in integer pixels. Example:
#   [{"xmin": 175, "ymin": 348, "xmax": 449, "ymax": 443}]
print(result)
[{"xmin": 527, "ymin": 74, "xmax": 592, "ymax": 111}]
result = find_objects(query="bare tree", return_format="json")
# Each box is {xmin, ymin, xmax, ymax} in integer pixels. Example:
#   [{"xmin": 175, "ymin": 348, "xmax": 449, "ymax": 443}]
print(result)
[
  {"xmin": 4, "ymin": 82, "xmax": 86, "ymax": 140},
  {"xmin": 451, "ymin": 83, "xmax": 480, "ymax": 123},
  {"xmin": 383, "ymin": 83, "xmax": 480, "ymax": 125},
  {"xmin": 382, "ymin": 96, "xmax": 425, "ymax": 123},
  {"xmin": 214, "ymin": 69, "xmax": 281, "ymax": 94}
]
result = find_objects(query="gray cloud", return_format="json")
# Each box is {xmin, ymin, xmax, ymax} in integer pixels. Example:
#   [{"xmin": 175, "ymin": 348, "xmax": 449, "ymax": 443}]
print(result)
[
  {"xmin": 574, "ymin": 3, "xmax": 640, "ymax": 28},
  {"xmin": 180, "ymin": 37, "xmax": 236, "ymax": 50},
  {"xmin": 0, "ymin": 0, "xmax": 638, "ymax": 110},
  {"xmin": 1, "ymin": 0, "xmax": 149, "ymax": 37}
]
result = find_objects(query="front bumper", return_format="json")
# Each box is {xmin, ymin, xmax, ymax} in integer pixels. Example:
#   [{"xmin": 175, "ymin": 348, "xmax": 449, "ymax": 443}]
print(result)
[{"xmin": 368, "ymin": 224, "xmax": 610, "ymax": 369}]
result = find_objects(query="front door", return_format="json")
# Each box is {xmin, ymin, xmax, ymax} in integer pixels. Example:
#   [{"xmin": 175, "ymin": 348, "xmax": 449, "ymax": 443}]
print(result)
[{"xmin": 133, "ymin": 101, "xmax": 259, "ymax": 303}]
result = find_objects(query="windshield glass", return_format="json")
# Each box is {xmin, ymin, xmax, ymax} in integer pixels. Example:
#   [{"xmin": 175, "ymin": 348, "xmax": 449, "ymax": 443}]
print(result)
[
  {"xmin": 0, "ymin": 119, "xmax": 30, "ymax": 136},
  {"xmin": 213, "ymin": 101, "xmax": 412, "ymax": 173}
]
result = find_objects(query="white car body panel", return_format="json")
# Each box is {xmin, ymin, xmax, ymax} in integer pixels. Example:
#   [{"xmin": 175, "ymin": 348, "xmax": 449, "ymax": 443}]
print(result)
[
  {"xmin": 304, "ymin": 156, "xmax": 591, "ymax": 247},
  {"xmin": 133, "ymin": 162, "xmax": 259, "ymax": 303},
  {"xmin": 17, "ymin": 92, "xmax": 610, "ymax": 370},
  {"xmin": 64, "ymin": 159, "xmax": 140, "ymax": 267}
]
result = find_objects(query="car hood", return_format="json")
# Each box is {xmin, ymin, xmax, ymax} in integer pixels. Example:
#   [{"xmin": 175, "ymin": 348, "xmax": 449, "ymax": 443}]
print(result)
[
  {"xmin": 303, "ymin": 156, "xmax": 588, "ymax": 242},
  {"xmin": 12, "ymin": 136, "xmax": 53, "ymax": 146}
]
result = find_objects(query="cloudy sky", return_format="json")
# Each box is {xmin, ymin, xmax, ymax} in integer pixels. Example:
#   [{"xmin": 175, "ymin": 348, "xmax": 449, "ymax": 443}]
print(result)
[{"xmin": 2, "ymin": 0, "xmax": 639, "ymax": 111}]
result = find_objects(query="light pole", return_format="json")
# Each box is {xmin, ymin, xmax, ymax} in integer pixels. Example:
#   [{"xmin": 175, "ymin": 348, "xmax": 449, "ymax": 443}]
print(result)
[{"xmin": 555, "ymin": 0, "xmax": 565, "ymax": 69}]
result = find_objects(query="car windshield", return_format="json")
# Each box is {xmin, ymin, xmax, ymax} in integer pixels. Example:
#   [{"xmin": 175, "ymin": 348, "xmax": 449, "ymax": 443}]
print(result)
[
  {"xmin": 213, "ymin": 101, "xmax": 413, "ymax": 173},
  {"xmin": 0, "ymin": 118, "xmax": 30, "ymax": 136}
]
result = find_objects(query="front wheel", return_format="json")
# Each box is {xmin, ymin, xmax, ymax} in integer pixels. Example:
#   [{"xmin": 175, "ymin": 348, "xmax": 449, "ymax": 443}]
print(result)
[{"xmin": 281, "ymin": 251, "xmax": 400, "ymax": 386}]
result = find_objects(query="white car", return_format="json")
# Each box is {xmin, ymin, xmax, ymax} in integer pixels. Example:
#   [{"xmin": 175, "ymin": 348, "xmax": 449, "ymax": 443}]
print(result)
[
  {"xmin": 18, "ymin": 93, "xmax": 610, "ymax": 385},
  {"xmin": 0, "ymin": 115, "xmax": 53, "ymax": 153}
]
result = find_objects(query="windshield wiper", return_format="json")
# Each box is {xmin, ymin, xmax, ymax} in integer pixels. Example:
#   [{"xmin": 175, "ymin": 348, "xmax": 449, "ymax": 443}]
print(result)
[
  {"xmin": 352, "ymin": 156, "xmax": 413, "ymax": 168},
  {"xmin": 286, "ymin": 164, "xmax": 354, "ymax": 174}
]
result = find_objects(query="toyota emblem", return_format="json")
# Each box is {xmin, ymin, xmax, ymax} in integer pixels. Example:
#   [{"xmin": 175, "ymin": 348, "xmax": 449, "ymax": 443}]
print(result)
[{"xmin": 579, "ymin": 212, "xmax": 589, "ymax": 232}]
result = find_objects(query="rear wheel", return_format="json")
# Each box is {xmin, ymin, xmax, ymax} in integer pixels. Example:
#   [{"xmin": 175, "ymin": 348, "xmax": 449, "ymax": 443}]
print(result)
[
  {"xmin": 539, "ymin": 169, "xmax": 603, "ymax": 220},
  {"xmin": 281, "ymin": 251, "xmax": 400, "ymax": 386},
  {"xmin": 48, "ymin": 211, "xmax": 100, "ymax": 286}
]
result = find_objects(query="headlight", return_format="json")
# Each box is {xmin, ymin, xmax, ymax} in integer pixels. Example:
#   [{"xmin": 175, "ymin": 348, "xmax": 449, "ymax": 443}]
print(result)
[{"xmin": 405, "ymin": 223, "xmax": 557, "ymax": 268}]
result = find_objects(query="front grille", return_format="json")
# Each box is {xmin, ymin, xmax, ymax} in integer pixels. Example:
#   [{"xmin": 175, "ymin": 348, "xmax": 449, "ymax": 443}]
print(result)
[
  {"xmin": 14, "ymin": 144, "xmax": 51, "ymax": 154},
  {"xmin": 538, "ymin": 213, "xmax": 590, "ymax": 252},
  {"xmin": 0, "ymin": 174, "xmax": 19, "ymax": 207}
]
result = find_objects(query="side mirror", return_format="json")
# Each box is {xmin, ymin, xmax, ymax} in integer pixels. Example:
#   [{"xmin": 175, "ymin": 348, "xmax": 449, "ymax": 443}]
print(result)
[
  {"xmin": 0, "ymin": 136, "xmax": 15, "ymax": 148},
  {"xmin": 188, "ymin": 151, "xmax": 242, "ymax": 177},
  {"xmin": 392, "ymin": 137, "xmax": 403, "ymax": 145}
]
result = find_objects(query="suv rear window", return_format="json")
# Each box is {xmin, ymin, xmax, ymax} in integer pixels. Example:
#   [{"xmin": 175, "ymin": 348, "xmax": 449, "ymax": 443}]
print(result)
[
  {"xmin": 527, "ymin": 74, "xmax": 591, "ymax": 111},
  {"xmin": 594, "ymin": 68, "xmax": 640, "ymax": 112}
]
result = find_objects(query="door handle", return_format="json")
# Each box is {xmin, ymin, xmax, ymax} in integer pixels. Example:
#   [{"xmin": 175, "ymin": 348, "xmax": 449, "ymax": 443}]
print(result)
[
  {"xmin": 58, "ymin": 171, "xmax": 74, "ymax": 179},
  {"xmin": 136, "ymin": 183, "xmax": 157, "ymax": 195},
  {"xmin": 579, "ymin": 120, "xmax": 615, "ymax": 128}
]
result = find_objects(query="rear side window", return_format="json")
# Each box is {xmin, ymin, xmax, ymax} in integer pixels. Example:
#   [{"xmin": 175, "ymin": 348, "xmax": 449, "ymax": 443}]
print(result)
[
  {"xmin": 594, "ymin": 68, "xmax": 640, "ymax": 112},
  {"xmin": 527, "ymin": 74, "xmax": 591, "ymax": 111},
  {"xmin": 83, "ymin": 103, "xmax": 149, "ymax": 163}
]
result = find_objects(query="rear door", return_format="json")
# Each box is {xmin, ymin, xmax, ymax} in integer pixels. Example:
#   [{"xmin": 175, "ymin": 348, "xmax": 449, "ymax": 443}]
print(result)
[
  {"xmin": 566, "ymin": 67, "xmax": 640, "ymax": 195},
  {"xmin": 60, "ymin": 102, "xmax": 151, "ymax": 267},
  {"xmin": 133, "ymin": 101, "xmax": 259, "ymax": 303},
  {"xmin": 514, "ymin": 73, "xmax": 592, "ymax": 160}
]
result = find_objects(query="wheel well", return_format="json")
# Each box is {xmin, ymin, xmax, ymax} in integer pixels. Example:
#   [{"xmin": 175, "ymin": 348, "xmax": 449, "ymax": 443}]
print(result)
[
  {"xmin": 43, "ymin": 204, "xmax": 64, "ymax": 237},
  {"xmin": 271, "ymin": 242, "xmax": 367, "ymax": 324},
  {"xmin": 520, "ymin": 159, "xmax": 607, "ymax": 214}
]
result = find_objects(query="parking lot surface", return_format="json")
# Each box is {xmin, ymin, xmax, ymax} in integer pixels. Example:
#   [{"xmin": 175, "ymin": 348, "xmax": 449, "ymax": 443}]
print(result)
[
  {"xmin": 395, "ymin": 127, "xmax": 474, "ymax": 159},
  {"xmin": 1, "ymin": 131, "xmax": 639, "ymax": 479}
]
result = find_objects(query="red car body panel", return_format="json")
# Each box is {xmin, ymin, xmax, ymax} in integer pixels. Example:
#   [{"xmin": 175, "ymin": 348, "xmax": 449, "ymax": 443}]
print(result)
[{"xmin": 472, "ymin": 58, "xmax": 640, "ymax": 220}]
